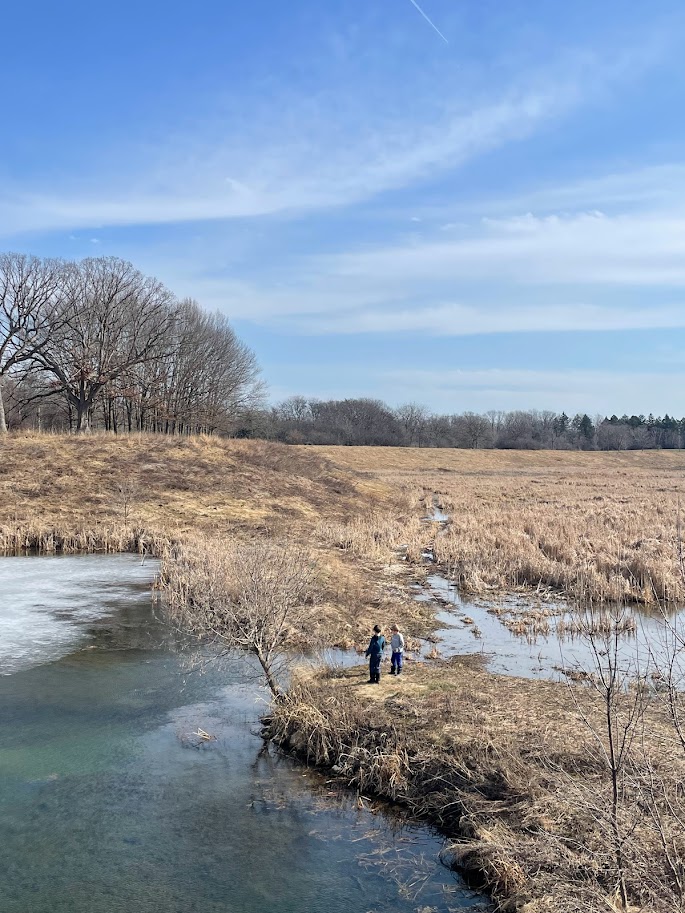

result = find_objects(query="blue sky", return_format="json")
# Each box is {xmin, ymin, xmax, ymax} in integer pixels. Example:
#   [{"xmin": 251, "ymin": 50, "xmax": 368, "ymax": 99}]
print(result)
[{"xmin": 3, "ymin": 0, "xmax": 685, "ymax": 415}]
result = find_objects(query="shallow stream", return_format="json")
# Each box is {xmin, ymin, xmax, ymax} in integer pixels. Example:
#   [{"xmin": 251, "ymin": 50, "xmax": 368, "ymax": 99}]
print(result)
[
  {"xmin": 417, "ymin": 510, "xmax": 684, "ymax": 681},
  {"xmin": 0, "ymin": 555, "xmax": 488, "ymax": 913}
]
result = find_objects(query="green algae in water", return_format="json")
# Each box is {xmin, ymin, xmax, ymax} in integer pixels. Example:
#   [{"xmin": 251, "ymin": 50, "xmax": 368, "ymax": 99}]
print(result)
[{"xmin": 0, "ymin": 556, "xmax": 488, "ymax": 912}]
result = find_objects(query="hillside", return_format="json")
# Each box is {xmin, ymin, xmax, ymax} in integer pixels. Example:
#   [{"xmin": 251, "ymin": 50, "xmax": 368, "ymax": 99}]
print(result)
[
  {"xmin": 0, "ymin": 434, "xmax": 433, "ymax": 645},
  {"xmin": 0, "ymin": 434, "xmax": 391, "ymax": 541}
]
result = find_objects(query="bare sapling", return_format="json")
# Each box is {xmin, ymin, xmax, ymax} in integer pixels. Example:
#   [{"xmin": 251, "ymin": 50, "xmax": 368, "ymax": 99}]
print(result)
[
  {"xmin": 160, "ymin": 537, "xmax": 319, "ymax": 698},
  {"xmin": 562, "ymin": 604, "xmax": 648, "ymax": 911},
  {"xmin": 638, "ymin": 511, "xmax": 685, "ymax": 907},
  {"xmin": 115, "ymin": 478, "xmax": 138, "ymax": 529}
]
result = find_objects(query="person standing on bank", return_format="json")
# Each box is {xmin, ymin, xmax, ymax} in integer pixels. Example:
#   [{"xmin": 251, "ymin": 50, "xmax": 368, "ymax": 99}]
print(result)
[
  {"xmin": 389, "ymin": 624, "xmax": 404, "ymax": 675},
  {"xmin": 365, "ymin": 624, "xmax": 386, "ymax": 684}
]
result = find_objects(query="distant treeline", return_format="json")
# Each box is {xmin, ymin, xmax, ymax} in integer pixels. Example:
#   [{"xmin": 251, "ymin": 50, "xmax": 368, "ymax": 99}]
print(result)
[
  {"xmin": 247, "ymin": 397, "xmax": 685, "ymax": 451},
  {"xmin": 2, "ymin": 253, "xmax": 682, "ymax": 450},
  {"xmin": 0, "ymin": 253, "xmax": 262, "ymax": 434}
]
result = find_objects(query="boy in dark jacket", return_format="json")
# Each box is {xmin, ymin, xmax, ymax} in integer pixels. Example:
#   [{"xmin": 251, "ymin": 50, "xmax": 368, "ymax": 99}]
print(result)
[{"xmin": 365, "ymin": 624, "xmax": 386, "ymax": 684}]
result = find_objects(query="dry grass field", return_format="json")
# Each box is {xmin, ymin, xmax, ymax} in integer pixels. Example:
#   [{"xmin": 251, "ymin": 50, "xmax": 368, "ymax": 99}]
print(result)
[{"xmin": 313, "ymin": 446, "xmax": 685, "ymax": 605}]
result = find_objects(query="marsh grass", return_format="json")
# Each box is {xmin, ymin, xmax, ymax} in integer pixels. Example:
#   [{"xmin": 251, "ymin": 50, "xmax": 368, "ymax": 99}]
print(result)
[
  {"xmin": 0, "ymin": 522, "xmax": 168, "ymax": 556},
  {"xmin": 317, "ymin": 511, "xmax": 430, "ymax": 563},
  {"xmin": 313, "ymin": 446, "xmax": 685, "ymax": 606},
  {"xmin": 269, "ymin": 659, "xmax": 685, "ymax": 913}
]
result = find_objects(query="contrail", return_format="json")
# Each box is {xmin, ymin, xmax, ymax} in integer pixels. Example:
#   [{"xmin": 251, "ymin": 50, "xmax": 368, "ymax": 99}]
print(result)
[{"xmin": 407, "ymin": 0, "xmax": 449, "ymax": 44}]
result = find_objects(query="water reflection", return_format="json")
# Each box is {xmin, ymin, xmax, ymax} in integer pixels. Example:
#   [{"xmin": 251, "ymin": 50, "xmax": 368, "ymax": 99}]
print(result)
[
  {"xmin": 0, "ymin": 556, "xmax": 488, "ymax": 913},
  {"xmin": 420, "ymin": 571, "xmax": 685, "ymax": 682}
]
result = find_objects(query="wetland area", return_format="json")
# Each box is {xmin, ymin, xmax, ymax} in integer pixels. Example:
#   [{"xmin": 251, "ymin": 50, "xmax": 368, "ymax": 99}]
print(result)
[
  {"xmin": 0, "ymin": 555, "xmax": 489, "ymax": 913},
  {"xmin": 4, "ymin": 436, "xmax": 685, "ymax": 912}
]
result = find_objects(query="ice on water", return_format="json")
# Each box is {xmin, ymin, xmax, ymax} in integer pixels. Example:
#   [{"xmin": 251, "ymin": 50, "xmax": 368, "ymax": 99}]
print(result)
[{"xmin": 0, "ymin": 555, "xmax": 157, "ymax": 675}]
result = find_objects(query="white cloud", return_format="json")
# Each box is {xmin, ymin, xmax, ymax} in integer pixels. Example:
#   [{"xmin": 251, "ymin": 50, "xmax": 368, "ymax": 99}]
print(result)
[
  {"xmin": 422, "ymin": 162, "xmax": 685, "ymax": 223},
  {"xmin": 331, "ymin": 209, "xmax": 685, "ymax": 288},
  {"xmin": 289, "ymin": 300, "xmax": 685, "ymax": 336},
  {"xmin": 0, "ymin": 37, "xmax": 663, "ymax": 236},
  {"xmin": 119, "ymin": 151, "xmax": 685, "ymax": 337},
  {"xmin": 133, "ymin": 195, "xmax": 685, "ymax": 334}
]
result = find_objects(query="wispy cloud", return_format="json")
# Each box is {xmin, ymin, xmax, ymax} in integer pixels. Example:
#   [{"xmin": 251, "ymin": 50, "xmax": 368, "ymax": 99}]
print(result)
[
  {"xmin": 285, "ymin": 300, "xmax": 685, "ymax": 336},
  {"xmin": 116, "ymin": 152, "xmax": 685, "ymax": 343},
  {"xmin": 111, "ymin": 149, "xmax": 685, "ymax": 341},
  {"xmin": 0, "ymin": 35, "xmax": 663, "ymax": 236},
  {"xmin": 429, "ymin": 162, "xmax": 685, "ymax": 221},
  {"xmin": 330, "ymin": 209, "xmax": 685, "ymax": 288}
]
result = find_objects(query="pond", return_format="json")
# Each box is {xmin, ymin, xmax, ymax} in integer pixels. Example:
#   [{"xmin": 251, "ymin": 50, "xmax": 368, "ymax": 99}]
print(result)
[{"xmin": 0, "ymin": 555, "xmax": 489, "ymax": 913}]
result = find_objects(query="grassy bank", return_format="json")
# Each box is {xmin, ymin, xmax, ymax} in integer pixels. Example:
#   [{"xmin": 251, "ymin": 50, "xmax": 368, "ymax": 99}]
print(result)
[
  {"xmin": 0, "ymin": 433, "xmax": 380, "ymax": 540},
  {"xmin": 269, "ymin": 659, "xmax": 685, "ymax": 913},
  {"xmin": 0, "ymin": 433, "xmax": 436, "ymax": 645},
  {"xmin": 311, "ymin": 446, "xmax": 685, "ymax": 605}
]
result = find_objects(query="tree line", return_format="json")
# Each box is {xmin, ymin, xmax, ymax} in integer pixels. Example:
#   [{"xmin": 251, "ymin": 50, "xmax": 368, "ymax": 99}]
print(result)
[
  {"xmin": 3, "ymin": 252, "xmax": 682, "ymax": 450},
  {"xmin": 0, "ymin": 253, "xmax": 262, "ymax": 434},
  {"xmin": 250, "ymin": 397, "xmax": 685, "ymax": 451}
]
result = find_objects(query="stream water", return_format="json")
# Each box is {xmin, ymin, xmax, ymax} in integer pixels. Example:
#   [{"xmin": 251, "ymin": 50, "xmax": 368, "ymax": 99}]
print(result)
[
  {"xmin": 418, "ymin": 511, "xmax": 684, "ymax": 681},
  {"xmin": 0, "ymin": 555, "xmax": 488, "ymax": 913}
]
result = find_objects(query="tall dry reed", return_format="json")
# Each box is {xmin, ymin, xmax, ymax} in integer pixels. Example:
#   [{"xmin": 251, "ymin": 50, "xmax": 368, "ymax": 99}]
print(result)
[
  {"xmin": 313, "ymin": 447, "xmax": 685, "ymax": 605},
  {"xmin": 269, "ymin": 661, "xmax": 685, "ymax": 913}
]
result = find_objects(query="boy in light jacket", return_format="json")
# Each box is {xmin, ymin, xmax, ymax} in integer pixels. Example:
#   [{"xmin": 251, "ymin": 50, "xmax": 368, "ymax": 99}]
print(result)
[{"xmin": 389, "ymin": 624, "xmax": 404, "ymax": 675}]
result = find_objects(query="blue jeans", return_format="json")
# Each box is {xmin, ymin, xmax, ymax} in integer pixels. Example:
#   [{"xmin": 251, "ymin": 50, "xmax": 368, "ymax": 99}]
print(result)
[{"xmin": 391, "ymin": 651, "xmax": 403, "ymax": 673}]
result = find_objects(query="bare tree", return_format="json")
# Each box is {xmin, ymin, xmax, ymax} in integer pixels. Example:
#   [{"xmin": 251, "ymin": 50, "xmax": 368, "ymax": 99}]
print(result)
[
  {"xmin": 639, "ymin": 530, "xmax": 685, "ymax": 904},
  {"xmin": 158, "ymin": 299, "xmax": 263, "ymax": 435},
  {"xmin": 306, "ymin": 398, "xmax": 401, "ymax": 446},
  {"xmin": 277, "ymin": 395, "xmax": 313, "ymax": 424},
  {"xmin": 0, "ymin": 253, "xmax": 61, "ymax": 432},
  {"xmin": 32, "ymin": 258, "xmax": 175, "ymax": 432},
  {"xmin": 563, "ymin": 606, "xmax": 649, "ymax": 909},
  {"xmin": 161, "ymin": 538, "xmax": 318, "ymax": 697},
  {"xmin": 496, "ymin": 411, "xmax": 541, "ymax": 449},
  {"xmin": 596, "ymin": 420, "xmax": 632, "ymax": 451},
  {"xmin": 452, "ymin": 411, "xmax": 493, "ymax": 448},
  {"xmin": 395, "ymin": 402, "xmax": 429, "ymax": 446}
]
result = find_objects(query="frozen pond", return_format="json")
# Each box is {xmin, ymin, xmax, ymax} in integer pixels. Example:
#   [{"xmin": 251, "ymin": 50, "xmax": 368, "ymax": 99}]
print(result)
[{"xmin": 0, "ymin": 554, "xmax": 158, "ymax": 675}]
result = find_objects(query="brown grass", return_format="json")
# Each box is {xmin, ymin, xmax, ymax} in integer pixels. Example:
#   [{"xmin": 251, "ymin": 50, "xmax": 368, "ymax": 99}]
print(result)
[
  {"xmin": 269, "ymin": 658, "xmax": 685, "ymax": 913},
  {"xmin": 0, "ymin": 432, "xmax": 435, "ymax": 645},
  {"xmin": 0, "ymin": 433, "xmax": 385, "ymax": 539},
  {"xmin": 311, "ymin": 446, "xmax": 685, "ymax": 605}
]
